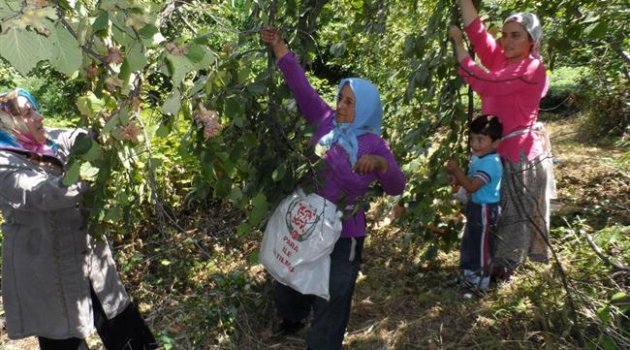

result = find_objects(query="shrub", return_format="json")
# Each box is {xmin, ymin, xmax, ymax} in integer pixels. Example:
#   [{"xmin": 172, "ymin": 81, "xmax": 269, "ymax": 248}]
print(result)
[
  {"xmin": 579, "ymin": 81, "xmax": 629, "ymax": 141},
  {"xmin": 540, "ymin": 66, "xmax": 590, "ymax": 116}
]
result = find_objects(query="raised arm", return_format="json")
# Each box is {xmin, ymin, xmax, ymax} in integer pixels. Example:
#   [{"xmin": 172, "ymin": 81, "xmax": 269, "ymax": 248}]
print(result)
[
  {"xmin": 462, "ymin": 17, "xmax": 503, "ymax": 69},
  {"xmin": 261, "ymin": 28, "xmax": 333, "ymax": 126},
  {"xmin": 458, "ymin": 0, "xmax": 479, "ymax": 27},
  {"xmin": 260, "ymin": 27, "xmax": 289, "ymax": 61}
]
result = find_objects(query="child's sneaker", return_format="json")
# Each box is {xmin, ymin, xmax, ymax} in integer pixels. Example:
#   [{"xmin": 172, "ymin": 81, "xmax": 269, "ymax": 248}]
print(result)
[
  {"xmin": 445, "ymin": 275, "xmax": 463, "ymax": 287},
  {"xmin": 460, "ymin": 280, "xmax": 487, "ymax": 298}
]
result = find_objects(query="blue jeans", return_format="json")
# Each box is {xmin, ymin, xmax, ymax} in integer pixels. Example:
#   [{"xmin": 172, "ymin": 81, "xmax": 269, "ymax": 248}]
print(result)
[{"xmin": 275, "ymin": 237, "xmax": 364, "ymax": 350}]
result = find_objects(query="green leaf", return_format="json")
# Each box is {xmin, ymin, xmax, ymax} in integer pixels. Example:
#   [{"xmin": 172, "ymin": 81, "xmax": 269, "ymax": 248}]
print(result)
[
  {"xmin": 0, "ymin": 0, "xmax": 20, "ymax": 20},
  {"xmin": 63, "ymin": 160, "xmax": 82, "ymax": 186},
  {"xmin": 586, "ymin": 21, "xmax": 609, "ymax": 40},
  {"xmin": 237, "ymin": 65, "xmax": 251, "ymax": 84},
  {"xmin": 272, "ymin": 163, "xmax": 286, "ymax": 182},
  {"xmin": 126, "ymin": 42, "xmax": 148, "ymax": 72},
  {"xmin": 236, "ymin": 222, "xmax": 250, "ymax": 236},
  {"xmin": 149, "ymin": 157, "xmax": 163, "ymax": 168},
  {"xmin": 329, "ymin": 42, "xmax": 346, "ymax": 57},
  {"xmin": 241, "ymin": 132, "xmax": 258, "ymax": 147},
  {"xmin": 186, "ymin": 43, "xmax": 206, "ymax": 63},
  {"xmin": 110, "ymin": 12, "xmax": 134, "ymax": 47},
  {"xmin": 229, "ymin": 186, "xmax": 243, "ymax": 203},
  {"xmin": 76, "ymin": 92, "xmax": 106, "ymax": 118},
  {"xmin": 101, "ymin": 112, "xmax": 120, "ymax": 135},
  {"xmin": 161, "ymin": 89, "xmax": 182, "ymax": 116},
  {"xmin": 104, "ymin": 206, "xmax": 122, "ymax": 222},
  {"xmin": 0, "ymin": 28, "xmax": 50, "ymax": 75},
  {"xmin": 92, "ymin": 11, "xmax": 109, "ymax": 33},
  {"xmin": 190, "ymin": 46, "xmax": 216, "ymax": 71},
  {"xmin": 214, "ymin": 178, "xmax": 231, "ymax": 197},
  {"xmin": 246, "ymin": 83, "xmax": 266, "ymax": 95},
  {"xmin": 249, "ymin": 192, "xmax": 268, "ymax": 226},
  {"xmin": 119, "ymin": 59, "xmax": 131, "ymax": 84},
  {"xmin": 79, "ymin": 162, "xmax": 99, "ymax": 182},
  {"xmin": 611, "ymin": 291, "xmax": 627, "ymax": 303},
  {"xmin": 138, "ymin": 23, "xmax": 158, "ymax": 39},
  {"xmin": 82, "ymin": 142, "xmax": 103, "ymax": 162},
  {"xmin": 48, "ymin": 21, "xmax": 82, "ymax": 77},
  {"xmin": 71, "ymin": 133, "xmax": 93, "ymax": 155},
  {"xmin": 155, "ymin": 122, "xmax": 171, "ymax": 137},
  {"xmin": 597, "ymin": 306, "xmax": 611, "ymax": 324},
  {"xmin": 223, "ymin": 96, "xmax": 244, "ymax": 127},
  {"xmin": 118, "ymin": 106, "xmax": 130, "ymax": 123},
  {"xmin": 165, "ymin": 54, "xmax": 194, "ymax": 86},
  {"xmin": 599, "ymin": 336, "xmax": 617, "ymax": 350},
  {"xmin": 248, "ymin": 249, "xmax": 259, "ymax": 263},
  {"xmin": 139, "ymin": 23, "xmax": 164, "ymax": 47},
  {"xmin": 417, "ymin": 291, "xmax": 432, "ymax": 303}
]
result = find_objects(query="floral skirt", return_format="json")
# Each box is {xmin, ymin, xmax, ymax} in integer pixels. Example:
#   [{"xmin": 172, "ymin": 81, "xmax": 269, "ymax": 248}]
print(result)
[{"xmin": 493, "ymin": 153, "xmax": 556, "ymax": 271}]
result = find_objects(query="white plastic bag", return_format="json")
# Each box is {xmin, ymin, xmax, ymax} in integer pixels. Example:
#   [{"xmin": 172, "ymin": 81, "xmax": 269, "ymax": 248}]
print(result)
[{"xmin": 259, "ymin": 188, "xmax": 342, "ymax": 300}]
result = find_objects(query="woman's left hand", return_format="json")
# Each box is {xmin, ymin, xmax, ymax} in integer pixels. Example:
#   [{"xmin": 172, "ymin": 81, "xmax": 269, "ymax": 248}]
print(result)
[
  {"xmin": 354, "ymin": 155, "xmax": 388, "ymax": 175},
  {"xmin": 448, "ymin": 25, "xmax": 464, "ymax": 44}
]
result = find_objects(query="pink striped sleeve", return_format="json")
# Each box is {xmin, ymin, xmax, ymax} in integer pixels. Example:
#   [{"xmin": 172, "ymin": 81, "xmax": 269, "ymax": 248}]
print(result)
[
  {"xmin": 458, "ymin": 56, "xmax": 546, "ymax": 96},
  {"xmin": 464, "ymin": 17, "xmax": 503, "ymax": 70}
]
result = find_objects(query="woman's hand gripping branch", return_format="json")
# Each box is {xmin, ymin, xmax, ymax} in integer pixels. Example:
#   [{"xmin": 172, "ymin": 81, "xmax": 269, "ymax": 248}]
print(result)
[
  {"xmin": 260, "ymin": 27, "xmax": 289, "ymax": 60},
  {"xmin": 448, "ymin": 25, "xmax": 469, "ymax": 63}
]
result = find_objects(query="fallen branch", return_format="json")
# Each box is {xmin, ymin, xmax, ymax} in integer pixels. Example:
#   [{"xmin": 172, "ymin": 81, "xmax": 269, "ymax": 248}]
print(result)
[{"xmin": 584, "ymin": 233, "xmax": 630, "ymax": 272}]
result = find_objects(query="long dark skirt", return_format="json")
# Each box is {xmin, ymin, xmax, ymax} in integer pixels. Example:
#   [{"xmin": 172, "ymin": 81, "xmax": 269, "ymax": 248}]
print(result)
[{"xmin": 38, "ymin": 287, "xmax": 157, "ymax": 350}]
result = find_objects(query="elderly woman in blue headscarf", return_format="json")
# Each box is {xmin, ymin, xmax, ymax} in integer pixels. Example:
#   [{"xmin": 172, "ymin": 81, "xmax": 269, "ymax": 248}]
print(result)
[
  {"xmin": 0, "ymin": 89, "xmax": 157, "ymax": 350},
  {"xmin": 261, "ymin": 29, "xmax": 406, "ymax": 350}
]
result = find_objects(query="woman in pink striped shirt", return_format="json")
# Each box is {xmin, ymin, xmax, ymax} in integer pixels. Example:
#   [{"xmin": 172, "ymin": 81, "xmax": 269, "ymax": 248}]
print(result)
[{"xmin": 449, "ymin": 0, "xmax": 556, "ymax": 281}]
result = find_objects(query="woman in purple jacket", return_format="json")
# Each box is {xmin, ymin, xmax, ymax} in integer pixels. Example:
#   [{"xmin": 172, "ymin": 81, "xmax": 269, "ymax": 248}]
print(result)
[{"xmin": 261, "ymin": 28, "xmax": 406, "ymax": 350}]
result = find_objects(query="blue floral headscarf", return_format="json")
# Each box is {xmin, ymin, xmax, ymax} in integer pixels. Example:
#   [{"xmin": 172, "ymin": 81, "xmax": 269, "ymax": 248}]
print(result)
[
  {"xmin": 317, "ymin": 78, "xmax": 382, "ymax": 166},
  {"xmin": 0, "ymin": 88, "xmax": 57, "ymax": 156}
]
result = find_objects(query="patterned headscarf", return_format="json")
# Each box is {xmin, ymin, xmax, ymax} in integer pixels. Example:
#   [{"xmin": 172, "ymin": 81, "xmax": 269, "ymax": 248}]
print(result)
[
  {"xmin": 0, "ymin": 89, "xmax": 57, "ymax": 156},
  {"xmin": 317, "ymin": 78, "xmax": 382, "ymax": 166},
  {"xmin": 504, "ymin": 12, "xmax": 543, "ymax": 59}
]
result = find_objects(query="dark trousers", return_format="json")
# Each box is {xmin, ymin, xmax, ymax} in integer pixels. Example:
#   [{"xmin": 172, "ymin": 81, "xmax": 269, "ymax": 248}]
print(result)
[
  {"xmin": 275, "ymin": 237, "xmax": 364, "ymax": 350},
  {"xmin": 460, "ymin": 202, "xmax": 500, "ymax": 274},
  {"xmin": 38, "ymin": 288, "xmax": 157, "ymax": 350}
]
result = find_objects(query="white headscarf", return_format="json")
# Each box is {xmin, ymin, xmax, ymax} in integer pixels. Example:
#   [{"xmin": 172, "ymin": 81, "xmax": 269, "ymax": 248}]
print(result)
[{"xmin": 504, "ymin": 12, "xmax": 543, "ymax": 59}]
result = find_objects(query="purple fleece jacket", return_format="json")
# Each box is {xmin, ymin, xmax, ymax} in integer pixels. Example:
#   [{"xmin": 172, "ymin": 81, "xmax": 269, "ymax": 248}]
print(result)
[{"xmin": 277, "ymin": 52, "xmax": 406, "ymax": 238}]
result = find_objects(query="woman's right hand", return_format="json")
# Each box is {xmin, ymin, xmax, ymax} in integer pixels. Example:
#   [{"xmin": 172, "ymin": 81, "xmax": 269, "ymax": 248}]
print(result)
[
  {"xmin": 261, "ymin": 27, "xmax": 282, "ymax": 46},
  {"xmin": 457, "ymin": 0, "xmax": 479, "ymax": 27},
  {"xmin": 445, "ymin": 160, "xmax": 461, "ymax": 174},
  {"xmin": 261, "ymin": 27, "xmax": 289, "ymax": 59}
]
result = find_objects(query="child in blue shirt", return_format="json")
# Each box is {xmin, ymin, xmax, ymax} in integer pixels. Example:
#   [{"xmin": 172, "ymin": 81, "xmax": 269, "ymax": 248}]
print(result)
[{"xmin": 447, "ymin": 115, "xmax": 503, "ymax": 292}]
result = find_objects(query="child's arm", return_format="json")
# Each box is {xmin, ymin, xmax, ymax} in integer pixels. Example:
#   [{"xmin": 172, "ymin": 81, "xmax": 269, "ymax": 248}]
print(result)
[{"xmin": 446, "ymin": 160, "xmax": 484, "ymax": 193}]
